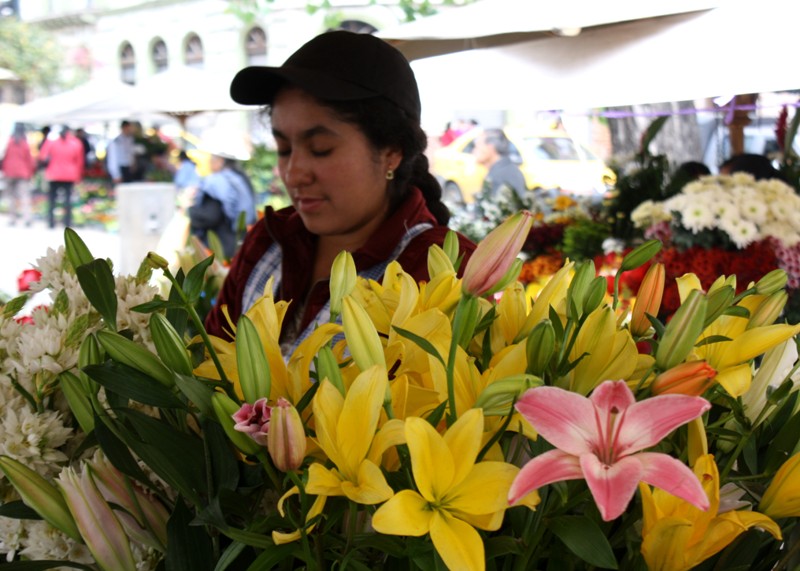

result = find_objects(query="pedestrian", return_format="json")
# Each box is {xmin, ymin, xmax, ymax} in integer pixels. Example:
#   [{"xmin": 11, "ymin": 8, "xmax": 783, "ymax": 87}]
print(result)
[
  {"xmin": 1, "ymin": 123, "xmax": 36, "ymax": 226},
  {"xmin": 203, "ymin": 30, "xmax": 476, "ymax": 355},
  {"xmin": 189, "ymin": 146, "xmax": 256, "ymax": 259},
  {"xmin": 105, "ymin": 120, "xmax": 138, "ymax": 184},
  {"xmin": 38, "ymin": 125, "xmax": 84, "ymax": 229},
  {"xmin": 473, "ymin": 128, "xmax": 528, "ymax": 199}
]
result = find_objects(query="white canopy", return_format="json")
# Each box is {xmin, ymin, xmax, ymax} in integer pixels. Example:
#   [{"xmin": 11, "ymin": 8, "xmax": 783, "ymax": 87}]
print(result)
[{"xmin": 396, "ymin": 0, "xmax": 800, "ymax": 117}]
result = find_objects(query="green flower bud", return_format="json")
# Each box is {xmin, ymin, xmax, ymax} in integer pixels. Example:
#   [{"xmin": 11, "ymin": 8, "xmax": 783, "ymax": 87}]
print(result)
[
  {"xmin": 149, "ymin": 313, "xmax": 193, "ymax": 376},
  {"xmin": 96, "ymin": 330, "xmax": 174, "ymax": 387},
  {"xmin": 655, "ymin": 289, "xmax": 708, "ymax": 370},
  {"xmin": 235, "ymin": 315, "xmax": 271, "ymax": 403},
  {"xmin": 474, "ymin": 375, "xmax": 542, "ymax": 416},
  {"xmin": 618, "ymin": 239, "xmax": 662, "ymax": 273},
  {"xmin": 755, "ymin": 269, "xmax": 788, "ymax": 296},
  {"xmin": 526, "ymin": 319, "xmax": 555, "ymax": 377},
  {"xmin": 329, "ymin": 250, "xmax": 357, "ymax": 321}
]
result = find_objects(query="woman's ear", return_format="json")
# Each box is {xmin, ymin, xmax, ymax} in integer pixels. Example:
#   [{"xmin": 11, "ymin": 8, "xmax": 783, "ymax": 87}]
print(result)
[{"xmin": 384, "ymin": 146, "xmax": 403, "ymax": 172}]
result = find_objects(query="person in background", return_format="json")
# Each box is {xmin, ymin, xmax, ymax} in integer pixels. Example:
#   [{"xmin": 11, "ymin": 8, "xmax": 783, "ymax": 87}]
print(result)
[
  {"xmin": 664, "ymin": 160, "xmax": 711, "ymax": 197},
  {"xmin": 74, "ymin": 127, "xmax": 94, "ymax": 167},
  {"xmin": 174, "ymin": 150, "xmax": 200, "ymax": 191},
  {"xmin": 189, "ymin": 148, "xmax": 256, "ymax": 259},
  {"xmin": 105, "ymin": 120, "xmax": 138, "ymax": 184},
  {"xmin": 38, "ymin": 125, "xmax": 84, "ymax": 229},
  {"xmin": 719, "ymin": 153, "xmax": 787, "ymax": 182},
  {"xmin": 1, "ymin": 123, "xmax": 36, "ymax": 227},
  {"xmin": 473, "ymin": 127, "xmax": 528, "ymax": 199},
  {"xmin": 204, "ymin": 30, "xmax": 476, "ymax": 354}
]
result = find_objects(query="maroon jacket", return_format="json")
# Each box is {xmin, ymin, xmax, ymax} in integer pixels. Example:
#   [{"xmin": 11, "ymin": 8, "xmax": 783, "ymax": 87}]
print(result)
[{"xmin": 205, "ymin": 188, "xmax": 476, "ymax": 341}]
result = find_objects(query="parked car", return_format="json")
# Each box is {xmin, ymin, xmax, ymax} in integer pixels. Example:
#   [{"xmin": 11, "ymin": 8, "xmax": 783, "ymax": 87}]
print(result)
[{"xmin": 431, "ymin": 127, "xmax": 616, "ymax": 204}]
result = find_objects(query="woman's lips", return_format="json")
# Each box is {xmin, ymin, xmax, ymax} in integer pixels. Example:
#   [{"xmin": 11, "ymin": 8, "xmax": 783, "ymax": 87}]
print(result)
[{"xmin": 294, "ymin": 196, "xmax": 325, "ymax": 214}]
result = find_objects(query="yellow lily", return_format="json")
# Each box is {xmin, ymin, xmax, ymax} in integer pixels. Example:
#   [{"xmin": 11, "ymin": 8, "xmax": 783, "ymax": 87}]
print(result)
[
  {"xmin": 558, "ymin": 305, "xmax": 638, "ymax": 395},
  {"xmin": 640, "ymin": 454, "xmax": 781, "ymax": 571},
  {"xmin": 372, "ymin": 409, "xmax": 525, "ymax": 571},
  {"xmin": 675, "ymin": 273, "xmax": 800, "ymax": 398},
  {"xmin": 759, "ymin": 451, "xmax": 800, "ymax": 519},
  {"xmin": 306, "ymin": 366, "xmax": 394, "ymax": 504}
]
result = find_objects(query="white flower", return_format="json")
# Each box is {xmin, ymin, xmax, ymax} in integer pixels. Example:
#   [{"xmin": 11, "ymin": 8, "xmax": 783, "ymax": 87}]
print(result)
[
  {"xmin": 739, "ymin": 197, "xmax": 768, "ymax": 224},
  {"xmin": 679, "ymin": 201, "xmax": 715, "ymax": 233},
  {"xmin": 721, "ymin": 218, "xmax": 760, "ymax": 248},
  {"xmin": 18, "ymin": 520, "xmax": 93, "ymax": 565}
]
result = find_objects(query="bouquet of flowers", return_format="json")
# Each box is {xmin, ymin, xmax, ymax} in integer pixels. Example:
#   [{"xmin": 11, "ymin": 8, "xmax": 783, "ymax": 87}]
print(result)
[
  {"xmin": 0, "ymin": 215, "xmax": 799, "ymax": 571},
  {"xmin": 631, "ymin": 172, "xmax": 800, "ymax": 320}
]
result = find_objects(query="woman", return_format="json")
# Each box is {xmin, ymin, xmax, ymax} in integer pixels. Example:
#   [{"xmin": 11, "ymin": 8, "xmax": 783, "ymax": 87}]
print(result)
[
  {"xmin": 189, "ymin": 149, "xmax": 256, "ymax": 259},
  {"xmin": 204, "ymin": 31, "xmax": 476, "ymax": 354},
  {"xmin": 1, "ymin": 123, "xmax": 35, "ymax": 226}
]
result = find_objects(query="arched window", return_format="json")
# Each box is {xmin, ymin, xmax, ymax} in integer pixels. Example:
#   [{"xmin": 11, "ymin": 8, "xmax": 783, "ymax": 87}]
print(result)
[
  {"xmin": 152, "ymin": 39, "xmax": 168, "ymax": 73},
  {"xmin": 245, "ymin": 26, "xmax": 267, "ymax": 66},
  {"xmin": 333, "ymin": 20, "xmax": 378, "ymax": 34},
  {"xmin": 120, "ymin": 42, "xmax": 136, "ymax": 84},
  {"xmin": 184, "ymin": 33, "xmax": 204, "ymax": 68}
]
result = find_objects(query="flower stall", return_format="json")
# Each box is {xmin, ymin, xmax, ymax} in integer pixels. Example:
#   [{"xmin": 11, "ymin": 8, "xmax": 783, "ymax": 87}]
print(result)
[{"xmin": 0, "ymin": 213, "xmax": 799, "ymax": 570}]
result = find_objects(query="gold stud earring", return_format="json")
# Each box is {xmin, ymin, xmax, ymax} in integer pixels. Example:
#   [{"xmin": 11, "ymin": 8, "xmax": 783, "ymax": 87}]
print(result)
[{"xmin": 386, "ymin": 169, "xmax": 394, "ymax": 181}]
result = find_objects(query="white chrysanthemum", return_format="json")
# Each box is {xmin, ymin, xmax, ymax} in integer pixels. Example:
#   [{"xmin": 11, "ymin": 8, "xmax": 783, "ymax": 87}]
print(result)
[
  {"xmin": 5, "ymin": 313, "xmax": 80, "ymax": 390},
  {"xmin": 761, "ymin": 222, "xmax": 800, "ymax": 247},
  {"xmin": 678, "ymin": 201, "xmax": 716, "ymax": 233},
  {"xmin": 31, "ymin": 247, "xmax": 94, "ymax": 317},
  {"xmin": 0, "ymin": 396, "xmax": 72, "ymax": 478},
  {"xmin": 0, "ymin": 318, "xmax": 23, "ymax": 373},
  {"xmin": 0, "ymin": 516, "xmax": 24, "ymax": 562},
  {"xmin": 18, "ymin": 520, "xmax": 93, "ymax": 565},
  {"xmin": 738, "ymin": 197, "xmax": 768, "ymax": 224},
  {"xmin": 722, "ymin": 218, "xmax": 760, "ymax": 248},
  {"xmin": 730, "ymin": 172, "xmax": 757, "ymax": 187}
]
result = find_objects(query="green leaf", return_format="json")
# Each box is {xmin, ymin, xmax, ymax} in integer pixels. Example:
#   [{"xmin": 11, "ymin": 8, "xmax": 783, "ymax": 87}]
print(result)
[
  {"xmin": 246, "ymin": 541, "xmax": 301, "ymax": 567},
  {"xmin": 0, "ymin": 500, "xmax": 41, "ymax": 520},
  {"xmin": 64, "ymin": 227, "xmax": 94, "ymax": 269},
  {"xmin": 183, "ymin": 255, "xmax": 216, "ymax": 302},
  {"xmin": 618, "ymin": 239, "xmax": 661, "ymax": 273},
  {"xmin": 392, "ymin": 326, "xmax": 446, "ymax": 366},
  {"xmin": 75, "ymin": 258, "xmax": 118, "ymax": 327},
  {"xmin": 83, "ymin": 362, "xmax": 185, "ymax": 408},
  {"xmin": 549, "ymin": 515, "xmax": 619, "ymax": 569},
  {"xmin": 174, "ymin": 373, "xmax": 216, "ymax": 417},
  {"xmin": 763, "ymin": 402, "xmax": 800, "ymax": 472},
  {"xmin": 202, "ymin": 418, "xmax": 240, "ymax": 494},
  {"xmin": 213, "ymin": 541, "xmax": 248, "ymax": 571},
  {"xmin": 113, "ymin": 409, "xmax": 207, "ymax": 503},
  {"xmin": 2, "ymin": 294, "xmax": 28, "ymax": 317},
  {"xmin": 639, "ymin": 116, "xmax": 670, "ymax": 155},
  {"xmin": 93, "ymin": 416, "xmax": 152, "ymax": 485},
  {"xmin": 165, "ymin": 499, "xmax": 214, "ymax": 571},
  {"xmin": 0, "ymin": 561, "xmax": 95, "ymax": 570},
  {"xmin": 58, "ymin": 371, "xmax": 95, "ymax": 433}
]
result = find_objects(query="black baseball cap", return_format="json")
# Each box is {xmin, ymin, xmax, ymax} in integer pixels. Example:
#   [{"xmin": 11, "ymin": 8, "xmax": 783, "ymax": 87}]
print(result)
[{"xmin": 229, "ymin": 31, "xmax": 421, "ymax": 122}]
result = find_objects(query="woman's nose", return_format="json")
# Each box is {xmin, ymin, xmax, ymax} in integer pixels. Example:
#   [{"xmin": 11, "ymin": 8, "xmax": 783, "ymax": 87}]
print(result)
[{"xmin": 282, "ymin": 153, "xmax": 312, "ymax": 188}]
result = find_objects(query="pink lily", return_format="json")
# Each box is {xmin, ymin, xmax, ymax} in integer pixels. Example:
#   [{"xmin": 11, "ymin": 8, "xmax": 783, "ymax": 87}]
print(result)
[
  {"xmin": 232, "ymin": 397, "xmax": 271, "ymax": 446},
  {"xmin": 508, "ymin": 380, "xmax": 711, "ymax": 521}
]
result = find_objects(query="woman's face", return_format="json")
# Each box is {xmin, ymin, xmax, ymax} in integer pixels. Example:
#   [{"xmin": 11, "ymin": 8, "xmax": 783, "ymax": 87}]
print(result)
[{"xmin": 270, "ymin": 87, "xmax": 401, "ymax": 247}]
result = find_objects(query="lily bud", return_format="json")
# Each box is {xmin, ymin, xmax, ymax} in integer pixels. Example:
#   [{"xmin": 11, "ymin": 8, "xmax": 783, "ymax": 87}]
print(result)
[
  {"xmin": 316, "ymin": 345, "xmax": 345, "ymax": 396},
  {"xmin": 145, "ymin": 251, "xmax": 169, "ymax": 270},
  {"xmin": 268, "ymin": 398, "xmax": 307, "ymax": 472},
  {"xmin": 232, "ymin": 397, "xmax": 271, "ymax": 447},
  {"xmin": 526, "ymin": 319, "xmax": 555, "ymax": 376},
  {"xmin": 96, "ymin": 330, "xmax": 174, "ymax": 387},
  {"xmin": 747, "ymin": 290, "xmax": 788, "ymax": 329},
  {"xmin": 652, "ymin": 360, "xmax": 717, "ymax": 396},
  {"xmin": 235, "ymin": 315, "xmax": 271, "ymax": 403},
  {"xmin": 703, "ymin": 285, "xmax": 735, "ymax": 327},
  {"xmin": 630, "ymin": 263, "xmax": 664, "ymax": 337},
  {"xmin": 443, "ymin": 230, "xmax": 460, "ymax": 266},
  {"xmin": 462, "ymin": 211, "xmax": 533, "ymax": 297},
  {"xmin": 755, "ymin": 269, "xmax": 788, "ymax": 296},
  {"xmin": 760, "ymin": 451, "xmax": 800, "ymax": 518},
  {"xmin": 342, "ymin": 295, "xmax": 385, "ymax": 371},
  {"xmin": 0, "ymin": 456, "xmax": 80, "ymax": 541},
  {"xmin": 655, "ymin": 289, "xmax": 708, "ymax": 370},
  {"xmin": 474, "ymin": 375, "xmax": 542, "ymax": 416},
  {"xmin": 618, "ymin": 240, "xmax": 662, "ymax": 273},
  {"xmin": 427, "ymin": 244, "xmax": 456, "ymax": 279},
  {"xmin": 149, "ymin": 313, "xmax": 193, "ymax": 376},
  {"xmin": 329, "ymin": 250, "xmax": 357, "ymax": 321},
  {"xmin": 566, "ymin": 260, "xmax": 596, "ymax": 321},
  {"xmin": 57, "ymin": 467, "xmax": 138, "ymax": 571}
]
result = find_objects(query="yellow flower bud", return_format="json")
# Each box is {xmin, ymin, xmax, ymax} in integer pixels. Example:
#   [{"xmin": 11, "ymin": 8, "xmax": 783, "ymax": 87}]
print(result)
[{"xmin": 329, "ymin": 250, "xmax": 357, "ymax": 320}]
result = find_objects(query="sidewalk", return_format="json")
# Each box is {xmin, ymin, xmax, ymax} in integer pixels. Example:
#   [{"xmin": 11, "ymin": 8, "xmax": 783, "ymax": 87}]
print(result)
[{"xmin": 0, "ymin": 213, "xmax": 121, "ymax": 299}]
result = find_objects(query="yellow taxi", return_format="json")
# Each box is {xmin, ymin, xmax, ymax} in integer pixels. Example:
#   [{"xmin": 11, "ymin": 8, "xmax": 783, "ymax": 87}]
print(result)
[{"xmin": 431, "ymin": 127, "xmax": 616, "ymax": 204}]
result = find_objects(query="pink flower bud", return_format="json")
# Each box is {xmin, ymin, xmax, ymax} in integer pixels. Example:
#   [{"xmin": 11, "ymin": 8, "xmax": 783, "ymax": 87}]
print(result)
[
  {"xmin": 17, "ymin": 268, "xmax": 42, "ymax": 293},
  {"xmin": 268, "ymin": 398, "xmax": 306, "ymax": 472},
  {"xmin": 462, "ymin": 211, "xmax": 533, "ymax": 297},
  {"xmin": 232, "ymin": 398, "xmax": 271, "ymax": 446}
]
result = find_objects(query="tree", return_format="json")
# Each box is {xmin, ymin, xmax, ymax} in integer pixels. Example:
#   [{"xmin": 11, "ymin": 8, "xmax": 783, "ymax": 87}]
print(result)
[
  {"xmin": 226, "ymin": 0, "xmax": 468, "ymax": 25},
  {"xmin": 0, "ymin": 18, "xmax": 62, "ymax": 92}
]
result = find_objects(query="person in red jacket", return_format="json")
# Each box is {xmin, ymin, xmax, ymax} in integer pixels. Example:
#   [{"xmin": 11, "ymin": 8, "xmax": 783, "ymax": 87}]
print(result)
[
  {"xmin": 205, "ymin": 31, "xmax": 476, "ymax": 356},
  {"xmin": 38, "ymin": 125, "xmax": 84, "ymax": 229},
  {"xmin": 1, "ymin": 123, "xmax": 36, "ymax": 227}
]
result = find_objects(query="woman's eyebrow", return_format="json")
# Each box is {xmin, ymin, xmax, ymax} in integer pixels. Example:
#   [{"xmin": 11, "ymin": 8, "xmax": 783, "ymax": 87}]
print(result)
[{"xmin": 271, "ymin": 125, "xmax": 338, "ymax": 142}]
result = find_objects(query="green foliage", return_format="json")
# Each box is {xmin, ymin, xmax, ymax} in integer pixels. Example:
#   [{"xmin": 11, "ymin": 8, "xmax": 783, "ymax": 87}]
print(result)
[
  {"xmin": 0, "ymin": 19, "xmax": 62, "ymax": 91},
  {"xmin": 560, "ymin": 218, "xmax": 610, "ymax": 261}
]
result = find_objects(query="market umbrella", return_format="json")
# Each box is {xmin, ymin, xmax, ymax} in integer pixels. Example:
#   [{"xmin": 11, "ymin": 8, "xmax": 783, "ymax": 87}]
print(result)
[
  {"xmin": 377, "ymin": 0, "xmax": 721, "ymax": 61},
  {"xmin": 12, "ymin": 78, "xmax": 138, "ymax": 125},
  {"xmin": 406, "ymin": 0, "xmax": 800, "ymax": 115}
]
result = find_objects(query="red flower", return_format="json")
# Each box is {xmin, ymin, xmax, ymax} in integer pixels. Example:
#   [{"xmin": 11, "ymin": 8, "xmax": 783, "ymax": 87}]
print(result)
[{"xmin": 17, "ymin": 269, "xmax": 42, "ymax": 293}]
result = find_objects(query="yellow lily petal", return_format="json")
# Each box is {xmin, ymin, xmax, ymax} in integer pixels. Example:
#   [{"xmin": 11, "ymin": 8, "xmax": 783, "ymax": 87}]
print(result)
[
  {"xmin": 313, "ymin": 380, "xmax": 346, "ymax": 469},
  {"xmin": 676, "ymin": 273, "xmax": 703, "ymax": 303},
  {"xmin": 429, "ymin": 510, "xmax": 485, "ymax": 571},
  {"xmin": 760, "ymin": 451, "xmax": 800, "ymax": 518},
  {"xmin": 305, "ymin": 464, "xmax": 345, "ymax": 498},
  {"xmin": 406, "ymin": 416, "xmax": 455, "ymax": 503},
  {"xmin": 692, "ymin": 511, "xmax": 782, "ymax": 563},
  {"xmin": 335, "ymin": 366, "xmax": 387, "ymax": 478},
  {"xmin": 368, "ymin": 419, "xmax": 407, "ymax": 465},
  {"xmin": 641, "ymin": 517, "xmax": 696, "ymax": 571},
  {"xmin": 272, "ymin": 490, "xmax": 326, "ymax": 545},
  {"xmin": 714, "ymin": 363, "xmax": 752, "ymax": 398},
  {"xmin": 340, "ymin": 459, "xmax": 393, "ymax": 505},
  {"xmin": 392, "ymin": 270, "xmax": 421, "ymax": 328},
  {"xmin": 442, "ymin": 408, "xmax": 484, "ymax": 487},
  {"xmin": 716, "ymin": 323, "xmax": 800, "ymax": 369},
  {"xmin": 371, "ymin": 489, "xmax": 431, "ymax": 537},
  {"xmin": 522, "ymin": 261, "xmax": 573, "ymax": 336},
  {"xmin": 446, "ymin": 461, "xmax": 519, "ymax": 518}
]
